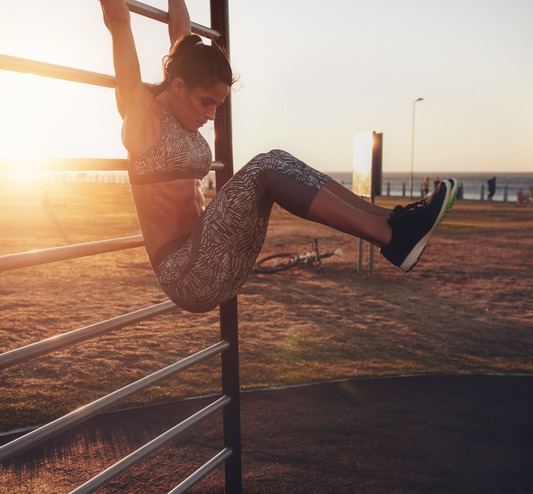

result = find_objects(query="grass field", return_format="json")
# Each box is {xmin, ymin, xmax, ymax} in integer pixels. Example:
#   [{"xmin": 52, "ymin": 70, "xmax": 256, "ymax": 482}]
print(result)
[{"xmin": 1, "ymin": 179, "xmax": 532, "ymax": 432}]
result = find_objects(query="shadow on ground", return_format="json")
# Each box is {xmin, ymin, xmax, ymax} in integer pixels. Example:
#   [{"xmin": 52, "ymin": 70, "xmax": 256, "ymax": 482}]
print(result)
[{"xmin": 1, "ymin": 374, "xmax": 532, "ymax": 493}]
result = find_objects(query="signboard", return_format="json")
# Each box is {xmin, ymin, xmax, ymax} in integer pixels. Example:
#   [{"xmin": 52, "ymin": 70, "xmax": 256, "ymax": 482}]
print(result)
[
  {"xmin": 352, "ymin": 131, "xmax": 373, "ymax": 198},
  {"xmin": 352, "ymin": 131, "xmax": 383, "ymax": 279}
]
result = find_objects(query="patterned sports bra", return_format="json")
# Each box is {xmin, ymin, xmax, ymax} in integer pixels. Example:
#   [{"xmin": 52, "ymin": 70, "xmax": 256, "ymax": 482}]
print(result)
[{"xmin": 128, "ymin": 105, "xmax": 212, "ymax": 185}]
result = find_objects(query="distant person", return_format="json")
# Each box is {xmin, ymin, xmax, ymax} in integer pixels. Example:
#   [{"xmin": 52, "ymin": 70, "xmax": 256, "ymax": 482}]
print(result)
[
  {"xmin": 422, "ymin": 177, "xmax": 430, "ymax": 198},
  {"xmin": 433, "ymin": 177, "xmax": 440, "ymax": 191},
  {"xmin": 487, "ymin": 177, "xmax": 497, "ymax": 201},
  {"xmin": 516, "ymin": 189, "xmax": 532, "ymax": 206},
  {"xmin": 100, "ymin": 0, "xmax": 459, "ymax": 313}
]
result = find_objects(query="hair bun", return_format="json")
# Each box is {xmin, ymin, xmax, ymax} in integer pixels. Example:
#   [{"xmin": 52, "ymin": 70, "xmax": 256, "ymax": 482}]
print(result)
[
  {"xmin": 173, "ymin": 34, "xmax": 203, "ymax": 59},
  {"xmin": 149, "ymin": 34, "xmax": 232, "ymax": 96}
]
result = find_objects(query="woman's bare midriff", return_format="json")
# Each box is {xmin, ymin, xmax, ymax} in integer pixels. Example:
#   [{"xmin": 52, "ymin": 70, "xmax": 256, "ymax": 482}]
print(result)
[{"xmin": 130, "ymin": 179, "xmax": 205, "ymax": 264}]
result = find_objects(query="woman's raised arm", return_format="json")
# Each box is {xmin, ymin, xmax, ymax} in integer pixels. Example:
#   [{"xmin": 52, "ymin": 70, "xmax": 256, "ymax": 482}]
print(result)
[
  {"xmin": 99, "ymin": 0, "xmax": 147, "ymax": 115},
  {"xmin": 168, "ymin": 0, "xmax": 192, "ymax": 48},
  {"xmin": 99, "ymin": 0, "xmax": 160, "ymax": 157}
]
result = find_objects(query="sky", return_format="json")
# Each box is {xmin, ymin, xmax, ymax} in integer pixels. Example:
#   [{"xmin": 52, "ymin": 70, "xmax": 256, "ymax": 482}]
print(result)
[{"xmin": 0, "ymin": 0, "xmax": 532, "ymax": 174}]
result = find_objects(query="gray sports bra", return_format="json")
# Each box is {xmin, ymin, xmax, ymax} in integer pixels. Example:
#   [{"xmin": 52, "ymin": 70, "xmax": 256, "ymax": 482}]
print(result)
[{"xmin": 128, "ymin": 105, "xmax": 212, "ymax": 185}]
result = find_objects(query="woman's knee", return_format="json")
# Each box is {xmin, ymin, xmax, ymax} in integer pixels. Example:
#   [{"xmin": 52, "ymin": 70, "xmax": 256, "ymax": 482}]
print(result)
[{"xmin": 250, "ymin": 149, "xmax": 290, "ymax": 163}]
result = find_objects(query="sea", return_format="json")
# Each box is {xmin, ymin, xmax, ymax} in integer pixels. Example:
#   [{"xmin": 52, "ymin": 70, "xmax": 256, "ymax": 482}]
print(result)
[
  {"xmin": 329, "ymin": 172, "xmax": 533, "ymax": 203},
  {"xmin": 3, "ymin": 170, "xmax": 532, "ymax": 203}
]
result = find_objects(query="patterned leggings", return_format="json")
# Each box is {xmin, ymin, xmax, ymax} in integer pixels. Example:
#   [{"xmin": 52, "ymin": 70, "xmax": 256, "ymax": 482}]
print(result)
[{"xmin": 155, "ymin": 149, "xmax": 331, "ymax": 313}]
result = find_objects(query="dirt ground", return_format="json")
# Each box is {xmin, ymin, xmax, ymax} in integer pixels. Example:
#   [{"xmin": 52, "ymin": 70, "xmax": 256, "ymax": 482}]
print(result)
[{"xmin": 0, "ymin": 180, "xmax": 532, "ymax": 435}]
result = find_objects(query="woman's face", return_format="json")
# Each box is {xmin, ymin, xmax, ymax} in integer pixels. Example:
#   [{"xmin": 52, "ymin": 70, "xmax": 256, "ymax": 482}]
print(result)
[{"xmin": 175, "ymin": 80, "xmax": 230, "ymax": 132}]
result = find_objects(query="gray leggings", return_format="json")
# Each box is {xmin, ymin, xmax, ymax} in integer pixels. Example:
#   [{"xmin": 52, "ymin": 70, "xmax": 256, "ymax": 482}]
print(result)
[{"xmin": 154, "ymin": 149, "xmax": 330, "ymax": 313}]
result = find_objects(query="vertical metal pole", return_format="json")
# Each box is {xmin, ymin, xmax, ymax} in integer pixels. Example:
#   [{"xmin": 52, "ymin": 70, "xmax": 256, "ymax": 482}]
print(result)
[
  {"xmin": 369, "ymin": 244, "xmax": 374, "ymax": 278},
  {"xmin": 371, "ymin": 132, "xmax": 383, "ymax": 199},
  {"xmin": 358, "ymin": 238, "xmax": 363, "ymax": 273},
  {"xmin": 410, "ymin": 101, "xmax": 415, "ymax": 199},
  {"xmin": 369, "ymin": 188, "xmax": 375, "ymax": 279},
  {"xmin": 210, "ymin": 0, "xmax": 234, "ymax": 191},
  {"xmin": 410, "ymin": 98, "xmax": 423, "ymax": 199},
  {"xmin": 210, "ymin": 2, "xmax": 242, "ymax": 493},
  {"xmin": 219, "ymin": 297, "xmax": 242, "ymax": 494}
]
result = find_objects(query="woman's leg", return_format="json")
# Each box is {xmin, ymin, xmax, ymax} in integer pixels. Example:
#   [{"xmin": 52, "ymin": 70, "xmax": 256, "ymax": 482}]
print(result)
[
  {"xmin": 322, "ymin": 179, "xmax": 392, "ymax": 217},
  {"xmin": 308, "ymin": 176, "xmax": 456, "ymax": 271},
  {"xmin": 156, "ymin": 150, "xmax": 455, "ymax": 313},
  {"xmin": 156, "ymin": 149, "xmax": 333, "ymax": 311},
  {"xmin": 243, "ymin": 150, "xmax": 393, "ymax": 247},
  {"xmin": 306, "ymin": 187, "xmax": 392, "ymax": 248}
]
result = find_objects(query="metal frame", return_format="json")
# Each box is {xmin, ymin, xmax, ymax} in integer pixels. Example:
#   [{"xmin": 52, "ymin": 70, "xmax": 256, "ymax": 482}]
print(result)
[
  {"xmin": 0, "ymin": 1, "xmax": 242, "ymax": 492},
  {"xmin": 0, "ymin": 341, "xmax": 229, "ymax": 462},
  {"xmin": 0, "ymin": 301, "xmax": 177, "ymax": 370},
  {"xmin": 209, "ymin": 1, "xmax": 242, "ymax": 491},
  {"xmin": 0, "ymin": 157, "xmax": 224, "ymax": 173},
  {"xmin": 72, "ymin": 399, "xmax": 232, "ymax": 494}
]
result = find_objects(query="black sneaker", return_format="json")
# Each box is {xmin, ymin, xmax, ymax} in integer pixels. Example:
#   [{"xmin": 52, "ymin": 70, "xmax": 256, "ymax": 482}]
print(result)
[
  {"xmin": 394, "ymin": 178, "xmax": 457, "ymax": 218},
  {"xmin": 380, "ymin": 180, "xmax": 452, "ymax": 272}
]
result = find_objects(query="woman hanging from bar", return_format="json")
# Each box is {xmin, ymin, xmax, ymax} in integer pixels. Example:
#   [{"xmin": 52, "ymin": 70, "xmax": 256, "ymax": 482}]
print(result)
[{"xmin": 99, "ymin": 0, "xmax": 457, "ymax": 313}]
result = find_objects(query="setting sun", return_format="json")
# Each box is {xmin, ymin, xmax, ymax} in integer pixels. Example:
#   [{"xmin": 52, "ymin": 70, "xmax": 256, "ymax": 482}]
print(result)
[{"xmin": 0, "ymin": 69, "xmax": 126, "ymax": 173}]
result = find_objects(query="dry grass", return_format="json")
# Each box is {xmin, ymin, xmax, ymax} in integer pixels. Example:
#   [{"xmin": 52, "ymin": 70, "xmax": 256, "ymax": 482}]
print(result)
[{"xmin": 0, "ymin": 179, "xmax": 532, "ymax": 432}]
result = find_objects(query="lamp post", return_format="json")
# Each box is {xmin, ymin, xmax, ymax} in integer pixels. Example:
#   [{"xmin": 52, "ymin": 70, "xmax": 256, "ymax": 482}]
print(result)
[{"xmin": 409, "ymin": 97, "xmax": 423, "ymax": 199}]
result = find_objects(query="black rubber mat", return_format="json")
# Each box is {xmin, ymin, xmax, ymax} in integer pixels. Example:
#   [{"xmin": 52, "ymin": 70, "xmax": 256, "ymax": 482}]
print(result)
[{"xmin": 2, "ymin": 374, "xmax": 532, "ymax": 493}]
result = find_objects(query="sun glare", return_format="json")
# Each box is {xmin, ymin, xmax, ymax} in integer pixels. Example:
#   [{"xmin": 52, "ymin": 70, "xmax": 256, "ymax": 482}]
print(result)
[
  {"xmin": 3, "ymin": 154, "xmax": 45, "ymax": 173},
  {"xmin": 0, "ymin": 69, "xmax": 126, "ymax": 174},
  {"xmin": 0, "ymin": 74, "xmax": 59, "ymax": 169}
]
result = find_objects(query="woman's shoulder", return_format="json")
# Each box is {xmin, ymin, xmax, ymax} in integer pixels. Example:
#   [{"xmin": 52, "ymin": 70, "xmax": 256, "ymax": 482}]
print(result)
[{"xmin": 121, "ymin": 91, "xmax": 162, "ymax": 157}]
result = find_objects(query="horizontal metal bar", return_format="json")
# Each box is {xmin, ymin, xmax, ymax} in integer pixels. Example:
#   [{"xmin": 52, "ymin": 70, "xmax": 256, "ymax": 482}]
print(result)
[
  {"xmin": 0, "ymin": 158, "xmax": 224, "ymax": 173},
  {"xmin": 69, "ymin": 396, "xmax": 231, "ymax": 494},
  {"xmin": 169, "ymin": 448, "xmax": 233, "ymax": 494},
  {"xmin": 0, "ymin": 301, "xmax": 177, "ymax": 370},
  {"xmin": 0, "ymin": 158, "xmax": 130, "ymax": 173},
  {"xmin": 125, "ymin": 0, "xmax": 220, "ymax": 40},
  {"xmin": 0, "ymin": 235, "xmax": 145, "ymax": 273},
  {"xmin": 0, "ymin": 54, "xmax": 119, "ymax": 88},
  {"xmin": 210, "ymin": 160, "xmax": 225, "ymax": 171},
  {"xmin": 0, "ymin": 340, "xmax": 230, "ymax": 462}
]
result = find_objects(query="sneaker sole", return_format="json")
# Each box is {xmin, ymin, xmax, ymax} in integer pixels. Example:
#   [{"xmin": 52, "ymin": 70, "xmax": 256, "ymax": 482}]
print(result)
[
  {"xmin": 439, "ymin": 178, "xmax": 458, "ymax": 225},
  {"xmin": 399, "ymin": 180, "xmax": 452, "ymax": 272}
]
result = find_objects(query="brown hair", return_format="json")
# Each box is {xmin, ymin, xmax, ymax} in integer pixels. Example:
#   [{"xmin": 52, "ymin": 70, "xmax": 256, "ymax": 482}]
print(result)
[{"xmin": 150, "ymin": 34, "xmax": 234, "ymax": 96}]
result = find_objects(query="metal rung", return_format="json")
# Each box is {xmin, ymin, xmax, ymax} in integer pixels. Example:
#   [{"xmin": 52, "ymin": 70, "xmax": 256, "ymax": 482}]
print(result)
[
  {"xmin": 0, "ymin": 235, "xmax": 145, "ymax": 272},
  {"xmin": 0, "ymin": 157, "xmax": 131, "ymax": 173},
  {"xmin": 69, "ymin": 396, "xmax": 231, "ymax": 494},
  {"xmin": 169, "ymin": 448, "xmax": 233, "ymax": 494},
  {"xmin": 0, "ymin": 54, "xmax": 120, "ymax": 88},
  {"xmin": 0, "ymin": 157, "xmax": 224, "ymax": 173},
  {"xmin": 125, "ymin": 0, "xmax": 220, "ymax": 40},
  {"xmin": 0, "ymin": 340, "xmax": 230, "ymax": 463},
  {"xmin": 210, "ymin": 160, "xmax": 225, "ymax": 171},
  {"xmin": 0, "ymin": 301, "xmax": 177, "ymax": 370}
]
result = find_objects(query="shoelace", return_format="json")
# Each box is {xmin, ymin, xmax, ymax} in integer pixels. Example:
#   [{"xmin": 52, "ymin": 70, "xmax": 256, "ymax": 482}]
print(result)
[
  {"xmin": 389, "ymin": 200, "xmax": 430, "ymax": 228},
  {"xmin": 392, "ymin": 198, "xmax": 426, "ymax": 215}
]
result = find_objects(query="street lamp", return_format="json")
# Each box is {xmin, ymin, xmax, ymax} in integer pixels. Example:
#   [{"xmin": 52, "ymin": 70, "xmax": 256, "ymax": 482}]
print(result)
[{"xmin": 409, "ymin": 97, "xmax": 424, "ymax": 199}]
